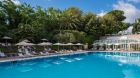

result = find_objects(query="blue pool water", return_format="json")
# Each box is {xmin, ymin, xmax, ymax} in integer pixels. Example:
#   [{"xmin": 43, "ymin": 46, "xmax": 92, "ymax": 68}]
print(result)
[{"xmin": 0, "ymin": 52, "xmax": 140, "ymax": 78}]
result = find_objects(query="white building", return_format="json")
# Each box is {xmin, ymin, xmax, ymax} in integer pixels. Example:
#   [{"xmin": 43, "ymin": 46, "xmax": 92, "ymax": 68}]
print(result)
[{"xmin": 93, "ymin": 34, "xmax": 140, "ymax": 51}]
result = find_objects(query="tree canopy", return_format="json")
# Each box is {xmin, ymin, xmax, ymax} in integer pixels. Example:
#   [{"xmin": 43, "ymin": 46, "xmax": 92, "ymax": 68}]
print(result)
[
  {"xmin": 0, "ymin": 0, "xmax": 129, "ymax": 44},
  {"xmin": 133, "ymin": 18, "xmax": 140, "ymax": 33}
]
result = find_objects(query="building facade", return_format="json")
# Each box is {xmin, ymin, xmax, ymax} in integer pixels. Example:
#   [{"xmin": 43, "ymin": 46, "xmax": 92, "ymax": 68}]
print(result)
[{"xmin": 93, "ymin": 34, "xmax": 140, "ymax": 51}]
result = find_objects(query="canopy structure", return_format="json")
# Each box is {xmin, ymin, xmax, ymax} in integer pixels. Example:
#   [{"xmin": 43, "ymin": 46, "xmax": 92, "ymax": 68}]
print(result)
[
  {"xmin": 41, "ymin": 38, "xmax": 48, "ymax": 41},
  {"xmin": 16, "ymin": 41, "xmax": 35, "ymax": 46},
  {"xmin": 2, "ymin": 36, "xmax": 12, "ymax": 46},
  {"xmin": 53, "ymin": 43, "xmax": 63, "ymax": 46},
  {"xmin": 94, "ymin": 39, "xmax": 140, "ymax": 45},
  {"xmin": 38, "ymin": 42, "xmax": 52, "ymax": 46},
  {"xmin": 2, "ymin": 36, "xmax": 12, "ymax": 40},
  {"xmin": 66, "ymin": 43, "xmax": 74, "ymax": 45},
  {"xmin": 21, "ymin": 39, "xmax": 30, "ymax": 42},
  {"xmin": 74, "ymin": 43, "xmax": 83, "ymax": 50},
  {"xmin": 93, "ymin": 35, "xmax": 140, "ymax": 51},
  {"xmin": 53, "ymin": 43, "xmax": 64, "ymax": 51},
  {"xmin": 75, "ymin": 43, "xmax": 84, "ymax": 46}
]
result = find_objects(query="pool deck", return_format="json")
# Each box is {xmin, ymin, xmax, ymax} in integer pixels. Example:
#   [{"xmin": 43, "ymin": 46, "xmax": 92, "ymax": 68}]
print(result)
[
  {"xmin": 0, "ymin": 50, "xmax": 140, "ymax": 63},
  {"xmin": 0, "ymin": 51, "xmax": 91, "ymax": 63}
]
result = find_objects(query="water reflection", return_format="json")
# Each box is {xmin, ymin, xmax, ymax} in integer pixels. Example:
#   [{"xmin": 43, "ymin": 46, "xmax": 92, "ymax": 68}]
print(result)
[
  {"xmin": 97, "ymin": 53, "xmax": 140, "ymax": 78},
  {"xmin": 98, "ymin": 53, "xmax": 140, "ymax": 67}
]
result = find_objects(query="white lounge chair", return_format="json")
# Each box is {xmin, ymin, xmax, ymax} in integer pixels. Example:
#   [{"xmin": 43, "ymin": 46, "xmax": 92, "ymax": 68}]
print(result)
[
  {"xmin": 18, "ymin": 53, "xmax": 26, "ymax": 57},
  {"xmin": 26, "ymin": 52, "xmax": 34, "ymax": 56},
  {"xmin": 40, "ymin": 52, "xmax": 45, "ymax": 55},
  {"xmin": 114, "ymin": 49, "xmax": 116, "ymax": 51},
  {"xmin": 109, "ymin": 48, "xmax": 112, "ymax": 51},
  {"xmin": 0, "ymin": 52, "xmax": 6, "ymax": 57},
  {"xmin": 25, "ymin": 49, "xmax": 34, "ymax": 56},
  {"xmin": 40, "ymin": 52, "xmax": 49, "ymax": 55},
  {"xmin": 18, "ymin": 48, "xmax": 22, "ymax": 53},
  {"xmin": 117, "ymin": 48, "xmax": 120, "ymax": 51}
]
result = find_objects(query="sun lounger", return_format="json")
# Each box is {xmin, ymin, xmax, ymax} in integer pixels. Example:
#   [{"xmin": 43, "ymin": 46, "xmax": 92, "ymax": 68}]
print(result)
[
  {"xmin": 117, "ymin": 48, "xmax": 120, "ymax": 51},
  {"xmin": 0, "ymin": 52, "xmax": 6, "ymax": 57},
  {"xmin": 70, "ymin": 50, "xmax": 73, "ymax": 53},
  {"xmin": 32, "ymin": 51, "xmax": 39, "ymax": 55},
  {"xmin": 77, "ymin": 49, "xmax": 83, "ymax": 51},
  {"xmin": 55, "ymin": 51, "xmax": 61, "ymax": 54},
  {"xmin": 18, "ymin": 53, "xmax": 26, "ymax": 58},
  {"xmin": 114, "ymin": 49, "xmax": 116, "ymax": 51},
  {"xmin": 59, "ymin": 51, "xmax": 65, "ymax": 54},
  {"xmin": 39, "ymin": 52, "xmax": 49, "ymax": 55},
  {"xmin": 27, "ymin": 53, "xmax": 34, "ymax": 56},
  {"xmin": 24, "ymin": 48, "xmax": 35, "ymax": 56},
  {"xmin": 109, "ymin": 48, "xmax": 112, "ymax": 51},
  {"xmin": 18, "ymin": 48, "xmax": 22, "ymax": 53},
  {"xmin": 40, "ymin": 52, "xmax": 45, "ymax": 55},
  {"xmin": 25, "ymin": 51, "xmax": 34, "ymax": 56}
]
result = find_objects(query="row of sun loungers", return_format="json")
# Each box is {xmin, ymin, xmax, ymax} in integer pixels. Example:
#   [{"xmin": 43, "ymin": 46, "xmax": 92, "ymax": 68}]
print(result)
[
  {"xmin": 0, "ymin": 49, "xmax": 84, "ymax": 59},
  {"xmin": 0, "ymin": 51, "xmax": 49, "ymax": 58},
  {"xmin": 0, "ymin": 49, "xmax": 87, "ymax": 63}
]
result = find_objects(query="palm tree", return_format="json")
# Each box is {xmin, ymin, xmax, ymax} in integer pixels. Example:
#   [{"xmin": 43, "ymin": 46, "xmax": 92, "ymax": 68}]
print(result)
[{"xmin": 60, "ymin": 7, "xmax": 82, "ymax": 30}]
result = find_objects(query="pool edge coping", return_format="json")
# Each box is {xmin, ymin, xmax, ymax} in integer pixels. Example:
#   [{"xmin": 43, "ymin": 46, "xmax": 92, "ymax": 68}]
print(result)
[{"xmin": 0, "ymin": 50, "xmax": 140, "ymax": 63}]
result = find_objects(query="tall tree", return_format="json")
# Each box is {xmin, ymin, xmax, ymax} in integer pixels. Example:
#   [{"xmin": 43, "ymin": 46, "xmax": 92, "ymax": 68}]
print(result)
[
  {"xmin": 61, "ymin": 7, "xmax": 82, "ymax": 30},
  {"xmin": 133, "ymin": 18, "xmax": 140, "ymax": 33},
  {"xmin": 103, "ymin": 10, "xmax": 128, "ymax": 34}
]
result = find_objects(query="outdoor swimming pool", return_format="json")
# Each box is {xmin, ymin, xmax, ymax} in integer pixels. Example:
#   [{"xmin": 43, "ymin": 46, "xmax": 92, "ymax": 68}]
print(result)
[{"xmin": 0, "ymin": 52, "xmax": 140, "ymax": 78}]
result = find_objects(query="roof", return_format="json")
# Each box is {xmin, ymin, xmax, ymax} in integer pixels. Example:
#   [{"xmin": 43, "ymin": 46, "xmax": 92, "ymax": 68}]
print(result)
[{"xmin": 94, "ymin": 34, "xmax": 140, "ymax": 45}]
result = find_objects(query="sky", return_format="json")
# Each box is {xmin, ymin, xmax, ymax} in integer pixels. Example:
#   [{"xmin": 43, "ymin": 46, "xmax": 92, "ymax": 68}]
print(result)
[{"xmin": 3, "ymin": 0, "xmax": 140, "ymax": 23}]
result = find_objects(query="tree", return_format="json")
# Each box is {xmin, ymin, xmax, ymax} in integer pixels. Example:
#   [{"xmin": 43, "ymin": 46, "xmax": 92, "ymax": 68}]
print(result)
[
  {"xmin": 0, "ymin": 1, "xmax": 130, "ymax": 44},
  {"xmin": 60, "ymin": 7, "xmax": 82, "ymax": 30},
  {"xmin": 103, "ymin": 10, "xmax": 128, "ymax": 34},
  {"xmin": 0, "ymin": 2, "xmax": 8, "ymax": 38},
  {"xmin": 104, "ymin": 10, "xmax": 126, "ymax": 21},
  {"xmin": 133, "ymin": 18, "xmax": 140, "ymax": 33},
  {"xmin": 53, "ymin": 31, "xmax": 76, "ymax": 43},
  {"xmin": 46, "ymin": 7, "xmax": 62, "ymax": 31},
  {"xmin": 82, "ymin": 12, "xmax": 100, "ymax": 43},
  {"xmin": 1, "ymin": 0, "xmax": 22, "ymax": 29}
]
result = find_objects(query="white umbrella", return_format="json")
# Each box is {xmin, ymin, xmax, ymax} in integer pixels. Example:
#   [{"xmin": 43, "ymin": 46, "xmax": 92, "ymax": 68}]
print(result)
[
  {"xmin": 66, "ymin": 43, "xmax": 74, "ymax": 50},
  {"xmin": 60, "ymin": 43, "xmax": 68, "ymax": 46},
  {"xmin": 38, "ymin": 42, "xmax": 52, "ymax": 46},
  {"xmin": 16, "ymin": 41, "xmax": 35, "ymax": 46},
  {"xmin": 2, "ymin": 36, "xmax": 12, "ymax": 40},
  {"xmin": 66, "ymin": 43, "xmax": 74, "ymax": 45},
  {"xmin": 2, "ymin": 36, "xmax": 12, "ymax": 46},
  {"xmin": 53, "ymin": 43, "xmax": 64, "ymax": 51},
  {"xmin": 53, "ymin": 43, "xmax": 63, "ymax": 45},
  {"xmin": 38, "ymin": 42, "xmax": 52, "ymax": 50},
  {"xmin": 41, "ymin": 38, "xmax": 48, "ymax": 41},
  {"xmin": 75, "ymin": 43, "xmax": 83, "ymax": 46},
  {"xmin": 75, "ymin": 43, "xmax": 83, "ymax": 50},
  {"xmin": 22, "ymin": 39, "xmax": 30, "ymax": 42}
]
